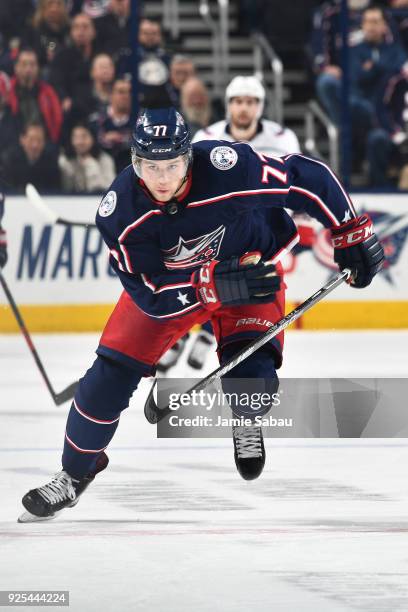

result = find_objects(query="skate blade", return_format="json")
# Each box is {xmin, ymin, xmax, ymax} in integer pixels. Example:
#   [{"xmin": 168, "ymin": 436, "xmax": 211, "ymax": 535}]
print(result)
[{"xmin": 18, "ymin": 510, "xmax": 57, "ymax": 523}]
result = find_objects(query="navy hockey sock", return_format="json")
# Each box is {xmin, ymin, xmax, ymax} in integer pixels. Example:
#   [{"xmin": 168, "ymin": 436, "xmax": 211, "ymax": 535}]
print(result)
[
  {"xmin": 62, "ymin": 356, "xmax": 142, "ymax": 478},
  {"xmin": 220, "ymin": 343, "xmax": 279, "ymax": 419}
]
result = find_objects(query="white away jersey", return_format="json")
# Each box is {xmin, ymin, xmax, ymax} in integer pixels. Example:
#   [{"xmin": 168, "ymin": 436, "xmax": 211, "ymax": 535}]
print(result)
[{"xmin": 193, "ymin": 119, "xmax": 301, "ymax": 157}]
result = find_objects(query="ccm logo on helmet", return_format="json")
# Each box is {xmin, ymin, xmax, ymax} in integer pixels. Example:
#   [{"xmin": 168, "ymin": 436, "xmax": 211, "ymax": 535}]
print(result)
[
  {"xmin": 151, "ymin": 148, "xmax": 172, "ymax": 153},
  {"xmin": 332, "ymin": 224, "xmax": 373, "ymax": 249}
]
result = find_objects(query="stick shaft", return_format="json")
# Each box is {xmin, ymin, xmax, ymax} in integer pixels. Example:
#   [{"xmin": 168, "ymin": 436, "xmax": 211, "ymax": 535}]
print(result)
[
  {"xmin": 0, "ymin": 270, "xmax": 57, "ymax": 400},
  {"xmin": 144, "ymin": 268, "xmax": 350, "ymax": 423}
]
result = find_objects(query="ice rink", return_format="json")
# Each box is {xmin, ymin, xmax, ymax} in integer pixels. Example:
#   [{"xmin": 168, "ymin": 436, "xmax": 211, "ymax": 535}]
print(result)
[{"xmin": 1, "ymin": 330, "xmax": 408, "ymax": 612}]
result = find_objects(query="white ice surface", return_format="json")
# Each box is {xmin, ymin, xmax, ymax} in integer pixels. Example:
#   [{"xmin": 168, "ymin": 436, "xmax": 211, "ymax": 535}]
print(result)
[{"xmin": 1, "ymin": 330, "xmax": 408, "ymax": 612}]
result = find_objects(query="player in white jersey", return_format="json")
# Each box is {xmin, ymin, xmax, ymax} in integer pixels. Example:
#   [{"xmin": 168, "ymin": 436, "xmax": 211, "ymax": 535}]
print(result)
[{"xmin": 193, "ymin": 76, "xmax": 301, "ymax": 157}]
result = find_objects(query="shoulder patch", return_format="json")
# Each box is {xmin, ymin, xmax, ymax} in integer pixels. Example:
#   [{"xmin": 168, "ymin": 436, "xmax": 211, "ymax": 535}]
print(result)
[
  {"xmin": 98, "ymin": 191, "xmax": 117, "ymax": 217},
  {"xmin": 210, "ymin": 146, "xmax": 238, "ymax": 171}
]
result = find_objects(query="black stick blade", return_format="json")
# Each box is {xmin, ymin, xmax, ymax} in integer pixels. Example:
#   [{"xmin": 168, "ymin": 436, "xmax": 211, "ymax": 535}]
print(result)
[
  {"xmin": 144, "ymin": 381, "xmax": 160, "ymax": 424},
  {"xmin": 54, "ymin": 381, "xmax": 79, "ymax": 405}
]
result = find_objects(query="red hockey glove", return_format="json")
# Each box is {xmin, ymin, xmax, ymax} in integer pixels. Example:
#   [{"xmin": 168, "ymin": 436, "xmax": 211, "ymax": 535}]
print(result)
[
  {"xmin": 331, "ymin": 214, "xmax": 384, "ymax": 288},
  {"xmin": 191, "ymin": 252, "xmax": 281, "ymax": 311},
  {"xmin": 0, "ymin": 227, "xmax": 7, "ymax": 269}
]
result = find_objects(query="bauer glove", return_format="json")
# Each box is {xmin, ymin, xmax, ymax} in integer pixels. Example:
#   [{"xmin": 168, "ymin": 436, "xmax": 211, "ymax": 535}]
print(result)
[
  {"xmin": 331, "ymin": 214, "xmax": 384, "ymax": 288},
  {"xmin": 191, "ymin": 252, "xmax": 281, "ymax": 311}
]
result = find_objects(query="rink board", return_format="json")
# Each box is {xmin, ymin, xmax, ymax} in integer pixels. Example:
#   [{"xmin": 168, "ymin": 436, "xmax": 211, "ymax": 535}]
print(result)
[{"xmin": 1, "ymin": 194, "xmax": 407, "ymax": 332}]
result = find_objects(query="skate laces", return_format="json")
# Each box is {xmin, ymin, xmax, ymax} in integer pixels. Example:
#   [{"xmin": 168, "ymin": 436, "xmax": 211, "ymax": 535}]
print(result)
[
  {"xmin": 233, "ymin": 425, "xmax": 263, "ymax": 459},
  {"xmin": 37, "ymin": 471, "xmax": 77, "ymax": 505}
]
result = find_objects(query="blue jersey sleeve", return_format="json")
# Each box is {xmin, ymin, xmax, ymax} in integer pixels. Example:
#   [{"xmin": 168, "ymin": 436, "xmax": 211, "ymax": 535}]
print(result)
[{"xmin": 244, "ymin": 145, "xmax": 357, "ymax": 227}]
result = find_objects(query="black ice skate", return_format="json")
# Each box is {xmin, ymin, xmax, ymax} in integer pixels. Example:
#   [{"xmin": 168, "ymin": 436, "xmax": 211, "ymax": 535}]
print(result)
[
  {"xmin": 157, "ymin": 334, "xmax": 188, "ymax": 374},
  {"xmin": 187, "ymin": 330, "xmax": 214, "ymax": 370},
  {"xmin": 18, "ymin": 452, "xmax": 109, "ymax": 523},
  {"xmin": 232, "ymin": 424, "xmax": 265, "ymax": 480}
]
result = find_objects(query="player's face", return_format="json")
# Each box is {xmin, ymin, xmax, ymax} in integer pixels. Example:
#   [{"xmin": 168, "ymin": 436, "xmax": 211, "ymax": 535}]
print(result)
[
  {"xmin": 140, "ymin": 157, "xmax": 187, "ymax": 201},
  {"xmin": 229, "ymin": 96, "xmax": 260, "ymax": 129}
]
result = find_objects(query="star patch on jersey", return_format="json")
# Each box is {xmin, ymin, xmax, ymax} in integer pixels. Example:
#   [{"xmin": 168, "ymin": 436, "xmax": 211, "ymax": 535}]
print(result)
[
  {"xmin": 210, "ymin": 146, "xmax": 238, "ymax": 171},
  {"xmin": 98, "ymin": 191, "xmax": 117, "ymax": 217}
]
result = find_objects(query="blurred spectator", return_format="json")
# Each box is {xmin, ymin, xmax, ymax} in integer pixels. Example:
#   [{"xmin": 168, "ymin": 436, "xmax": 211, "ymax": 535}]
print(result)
[
  {"xmin": 180, "ymin": 77, "xmax": 212, "ymax": 137},
  {"xmin": 193, "ymin": 76, "xmax": 301, "ymax": 157},
  {"xmin": 59, "ymin": 123, "xmax": 115, "ymax": 192},
  {"xmin": 49, "ymin": 13, "xmax": 98, "ymax": 120},
  {"xmin": 24, "ymin": 0, "xmax": 70, "ymax": 69},
  {"xmin": 350, "ymin": 6, "xmax": 407, "ymax": 125},
  {"xmin": 95, "ymin": 78, "xmax": 132, "ymax": 172},
  {"xmin": 0, "ymin": 0, "xmax": 35, "ymax": 46},
  {"xmin": 310, "ymin": 0, "xmax": 371, "ymax": 77},
  {"xmin": 0, "ymin": 72, "xmax": 19, "ymax": 152},
  {"xmin": 94, "ymin": 0, "xmax": 130, "ymax": 61},
  {"xmin": 89, "ymin": 53, "xmax": 115, "ymax": 115},
  {"xmin": 127, "ymin": 17, "xmax": 172, "ymax": 106},
  {"xmin": 78, "ymin": 0, "xmax": 110, "ymax": 18},
  {"xmin": 1, "ymin": 123, "xmax": 61, "ymax": 192},
  {"xmin": 367, "ymin": 73, "xmax": 408, "ymax": 186},
  {"xmin": 9, "ymin": 48, "xmax": 62, "ymax": 143},
  {"xmin": 168, "ymin": 55, "xmax": 196, "ymax": 107},
  {"xmin": 115, "ymin": 17, "xmax": 172, "ymax": 106},
  {"xmin": 316, "ymin": 5, "xmax": 407, "ymax": 175}
]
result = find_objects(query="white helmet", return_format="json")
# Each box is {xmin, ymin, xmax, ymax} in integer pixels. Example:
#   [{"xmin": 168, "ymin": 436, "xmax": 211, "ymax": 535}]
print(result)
[{"xmin": 225, "ymin": 76, "xmax": 265, "ymax": 118}]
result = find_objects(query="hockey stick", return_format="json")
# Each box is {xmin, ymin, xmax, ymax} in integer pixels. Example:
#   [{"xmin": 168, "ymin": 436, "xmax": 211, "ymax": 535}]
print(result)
[
  {"xmin": 144, "ymin": 268, "xmax": 351, "ymax": 424},
  {"xmin": 0, "ymin": 270, "xmax": 78, "ymax": 405},
  {"xmin": 25, "ymin": 184, "xmax": 96, "ymax": 228}
]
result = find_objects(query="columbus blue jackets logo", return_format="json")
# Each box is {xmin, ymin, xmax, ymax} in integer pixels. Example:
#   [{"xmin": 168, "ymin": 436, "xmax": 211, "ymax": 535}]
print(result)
[{"xmin": 163, "ymin": 226, "xmax": 226, "ymax": 270}]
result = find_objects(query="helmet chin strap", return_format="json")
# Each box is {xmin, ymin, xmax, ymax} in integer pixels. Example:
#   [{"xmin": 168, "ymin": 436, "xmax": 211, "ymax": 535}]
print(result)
[{"xmin": 163, "ymin": 171, "xmax": 190, "ymax": 215}]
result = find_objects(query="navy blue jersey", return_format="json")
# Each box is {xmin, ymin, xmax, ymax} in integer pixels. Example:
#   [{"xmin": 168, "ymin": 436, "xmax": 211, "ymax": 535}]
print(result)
[{"xmin": 96, "ymin": 141, "xmax": 356, "ymax": 319}]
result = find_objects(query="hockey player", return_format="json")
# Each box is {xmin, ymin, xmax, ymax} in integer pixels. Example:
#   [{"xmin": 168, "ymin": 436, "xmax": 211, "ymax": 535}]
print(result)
[
  {"xmin": 19, "ymin": 107, "xmax": 384, "ymax": 522},
  {"xmin": 193, "ymin": 75, "xmax": 301, "ymax": 156},
  {"xmin": 158, "ymin": 76, "xmax": 302, "ymax": 374}
]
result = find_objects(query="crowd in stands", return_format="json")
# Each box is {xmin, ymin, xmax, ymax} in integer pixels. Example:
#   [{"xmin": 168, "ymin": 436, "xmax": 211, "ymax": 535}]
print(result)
[
  {"xmin": 307, "ymin": 0, "xmax": 408, "ymax": 187},
  {"xmin": 1, "ymin": 1, "xmax": 408, "ymax": 191},
  {"xmin": 0, "ymin": 0, "xmax": 219, "ymax": 194}
]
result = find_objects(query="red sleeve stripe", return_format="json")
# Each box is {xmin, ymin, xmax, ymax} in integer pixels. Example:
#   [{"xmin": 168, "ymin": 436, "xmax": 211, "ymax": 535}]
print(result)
[
  {"xmin": 119, "ymin": 244, "xmax": 133, "ymax": 273},
  {"xmin": 109, "ymin": 249, "xmax": 125, "ymax": 272},
  {"xmin": 117, "ymin": 209, "xmax": 163, "ymax": 274},
  {"xmin": 73, "ymin": 399, "xmax": 120, "ymax": 425},
  {"xmin": 289, "ymin": 185, "xmax": 340, "ymax": 226},
  {"xmin": 141, "ymin": 273, "xmax": 192, "ymax": 293},
  {"xmin": 118, "ymin": 209, "xmax": 162, "ymax": 243},
  {"xmin": 187, "ymin": 188, "xmax": 290, "ymax": 209},
  {"xmin": 270, "ymin": 232, "xmax": 300, "ymax": 264},
  {"xmin": 65, "ymin": 432, "xmax": 108, "ymax": 454}
]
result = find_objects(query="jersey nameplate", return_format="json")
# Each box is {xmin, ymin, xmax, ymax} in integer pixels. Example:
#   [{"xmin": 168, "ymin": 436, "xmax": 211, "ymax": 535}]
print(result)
[{"xmin": 210, "ymin": 146, "xmax": 238, "ymax": 171}]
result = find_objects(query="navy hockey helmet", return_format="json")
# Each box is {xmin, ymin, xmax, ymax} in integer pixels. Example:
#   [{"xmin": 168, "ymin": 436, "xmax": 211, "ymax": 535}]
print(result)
[{"xmin": 131, "ymin": 107, "xmax": 192, "ymax": 176}]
